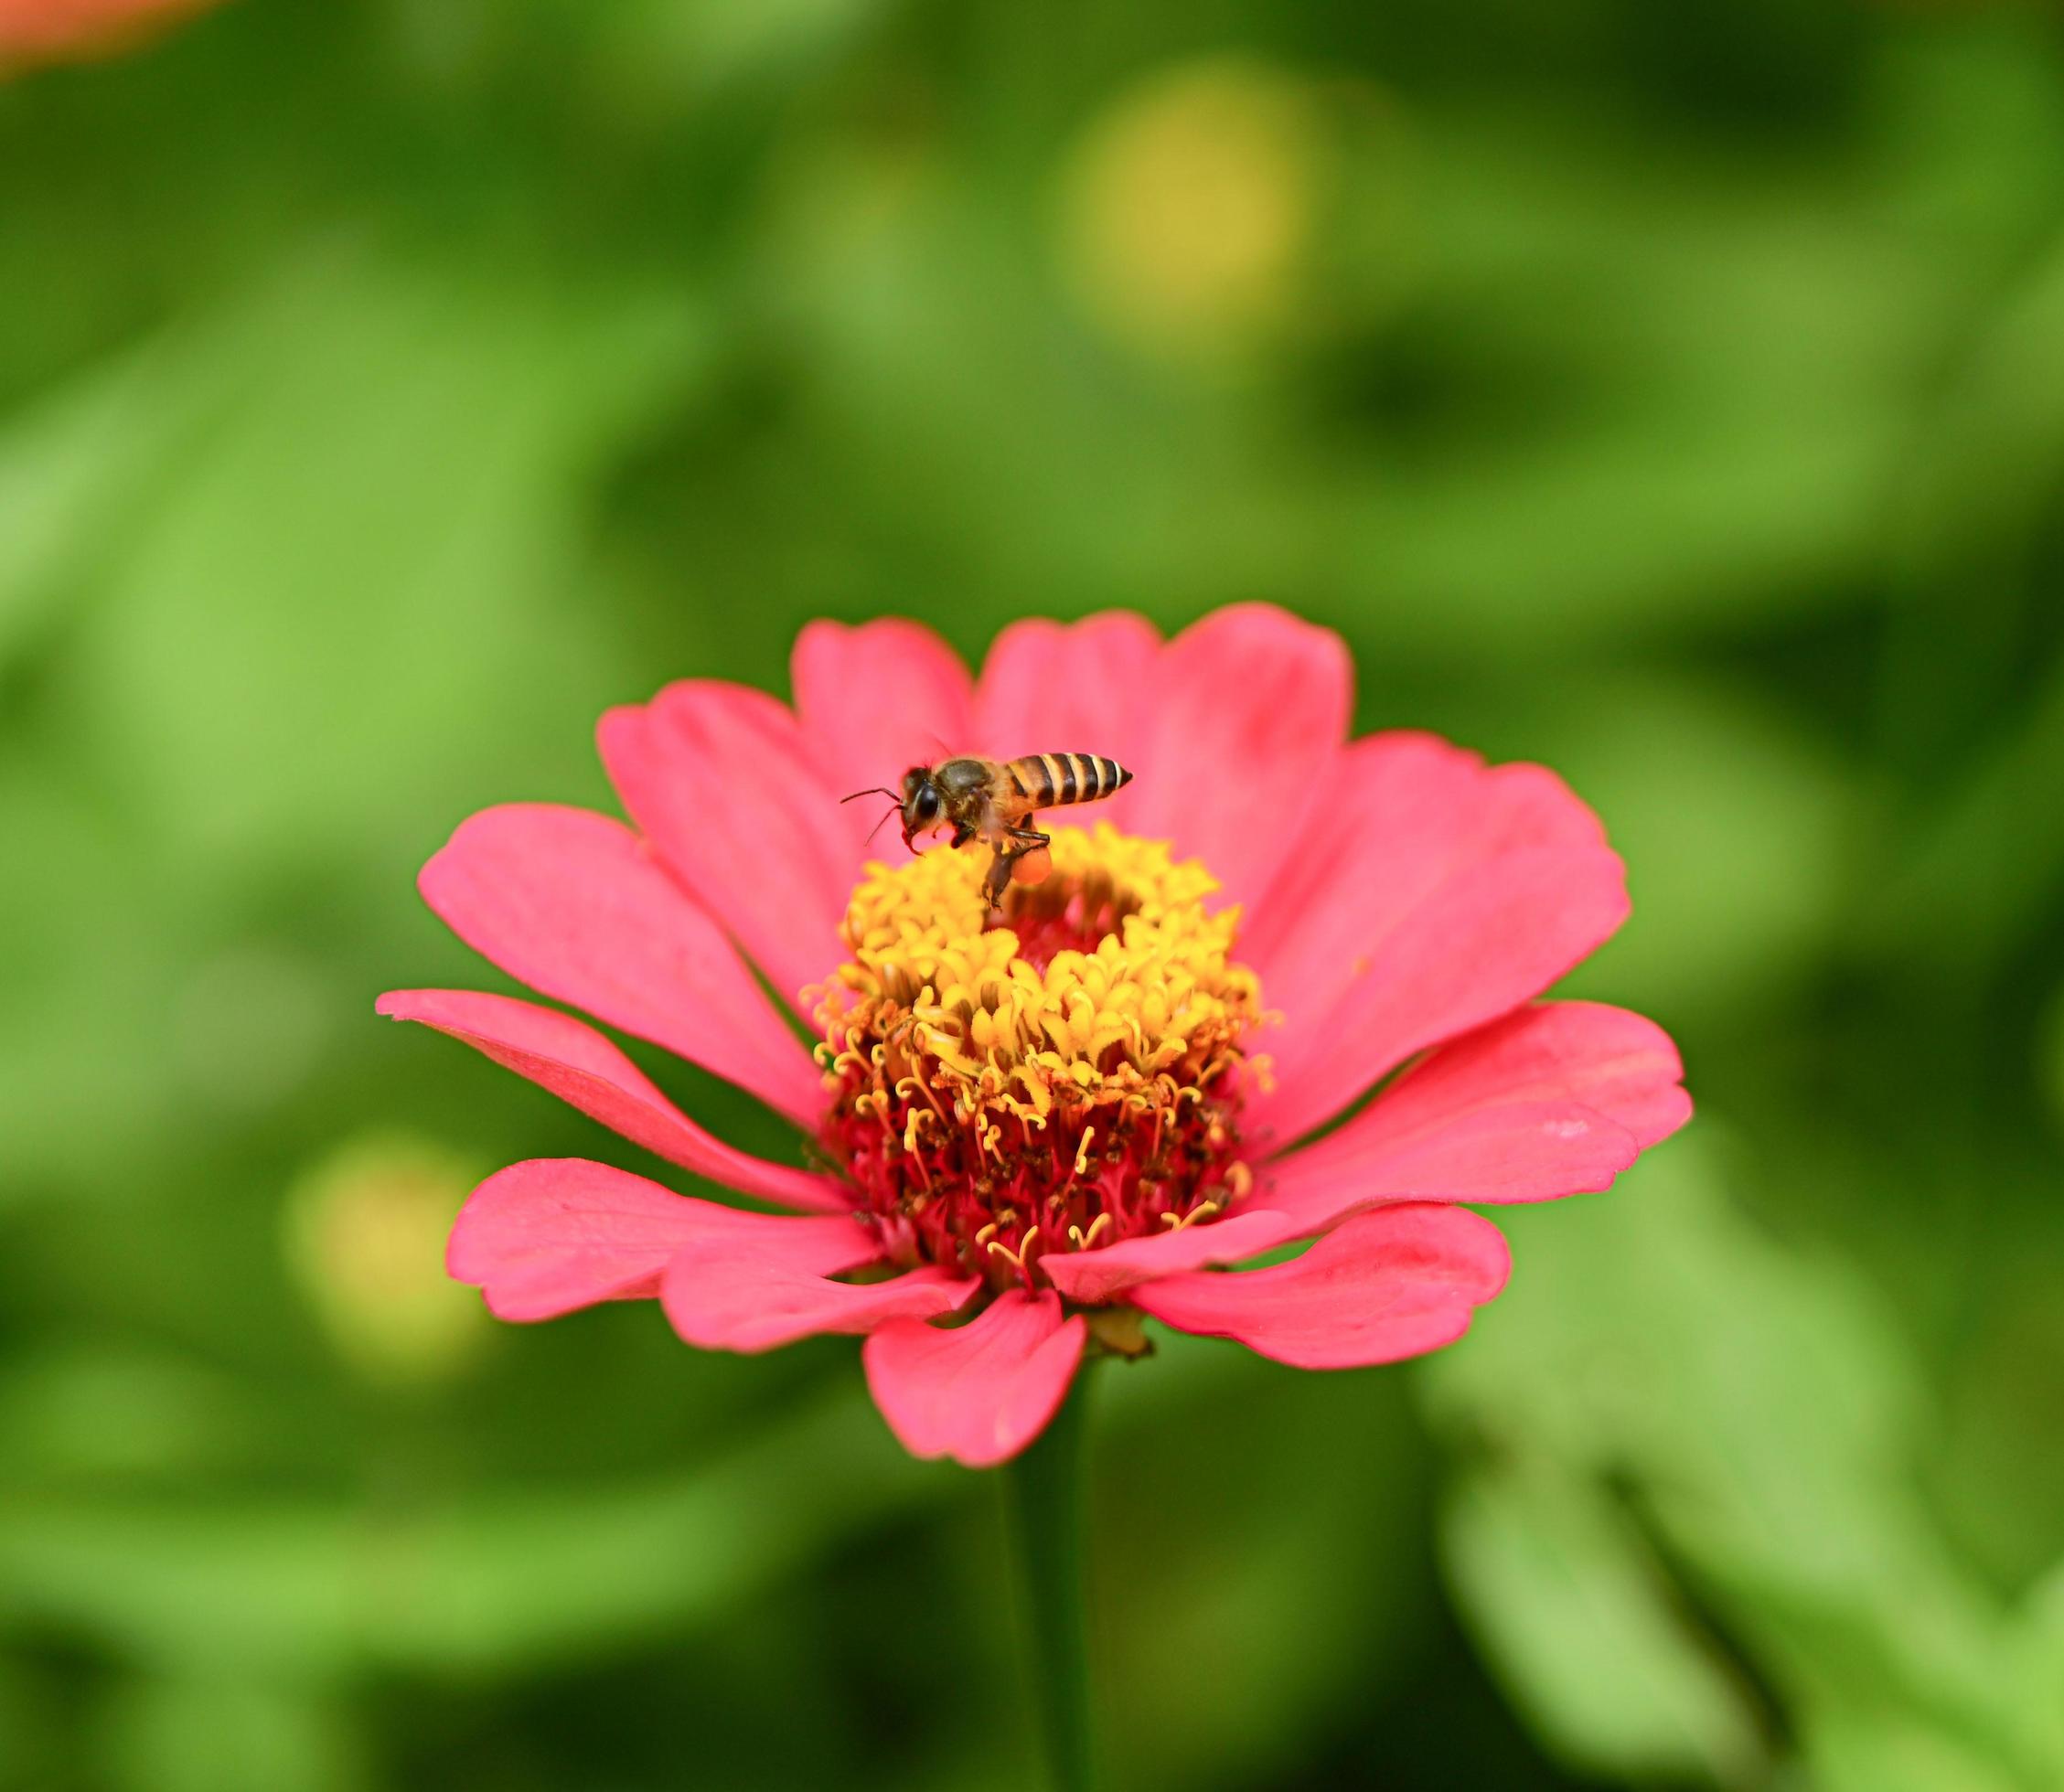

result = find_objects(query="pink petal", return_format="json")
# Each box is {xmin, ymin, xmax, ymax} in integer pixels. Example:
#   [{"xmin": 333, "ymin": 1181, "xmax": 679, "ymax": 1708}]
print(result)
[
  {"xmin": 1254, "ymin": 844, "xmax": 1631, "ymax": 1147},
  {"xmin": 1120, "ymin": 604, "xmax": 1352, "ymax": 905},
  {"xmin": 973, "ymin": 613, "xmax": 1163, "ymax": 830},
  {"xmin": 417, "ymin": 804, "xmax": 825, "ymax": 1129},
  {"xmin": 377, "ymin": 989, "xmax": 851, "ymax": 1214},
  {"xmin": 1267, "ymin": 1099, "xmax": 1640, "ymax": 1218},
  {"xmin": 1257, "ymin": 1004, "xmax": 1687, "ymax": 1229},
  {"xmin": 1242, "ymin": 735, "xmax": 1606, "ymax": 1029},
  {"xmin": 597, "ymin": 684, "xmax": 853, "ymax": 1013},
  {"xmin": 1045, "ymin": 1008, "xmax": 1684, "ymax": 1300},
  {"xmin": 1241, "ymin": 734, "xmax": 1481, "ymax": 1012},
  {"xmin": 791, "ymin": 619, "xmax": 977, "ymax": 868},
  {"xmin": 447, "ymin": 1157, "xmax": 881, "ymax": 1323},
  {"xmin": 1129, "ymin": 1204, "xmax": 1512, "ymax": 1371},
  {"xmin": 1363, "ymin": 1000, "xmax": 1691, "ymax": 1156},
  {"xmin": 862, "ymin": 1292, "xmax": 1087, "ymax": 1467},
  {"xmin": 1040, "ymin": 1205, "xmax": 1311, "ymax": 1305},
  {"xmin": 661, "ymin": 1252, "xmax": 979, "ymax": 1355}
]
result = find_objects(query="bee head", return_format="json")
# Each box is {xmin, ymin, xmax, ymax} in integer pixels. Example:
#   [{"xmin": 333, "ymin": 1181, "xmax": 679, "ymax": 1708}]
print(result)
[{"xmin": 899, "ymin": 767, "xmax": 946, "ymax": 848}]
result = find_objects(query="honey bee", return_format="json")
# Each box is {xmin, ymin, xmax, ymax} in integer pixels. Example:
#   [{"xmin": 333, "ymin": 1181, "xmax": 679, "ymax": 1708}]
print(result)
[{"xmin": 844, "ymin": 752, "xmax": 1135, "ymax": 904}]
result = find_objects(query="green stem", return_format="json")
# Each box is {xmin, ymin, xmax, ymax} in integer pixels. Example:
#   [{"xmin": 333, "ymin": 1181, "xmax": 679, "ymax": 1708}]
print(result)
[{"xmin": 1001, "ymin": 1377, "xmax": 1098, "ymax": 1792}]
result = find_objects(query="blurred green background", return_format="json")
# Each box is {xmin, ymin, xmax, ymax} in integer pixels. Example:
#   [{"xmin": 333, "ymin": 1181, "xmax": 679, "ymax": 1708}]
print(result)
[{"xmin": 5, "ymin": 0, "xmax": 2064, "ymax": 1787}]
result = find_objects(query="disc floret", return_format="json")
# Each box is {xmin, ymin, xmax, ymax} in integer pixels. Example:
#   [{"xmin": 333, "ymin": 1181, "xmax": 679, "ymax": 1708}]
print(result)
[{"xmin": 816, "ymin": 824, "xmax": 1266, "ymax": 1292}]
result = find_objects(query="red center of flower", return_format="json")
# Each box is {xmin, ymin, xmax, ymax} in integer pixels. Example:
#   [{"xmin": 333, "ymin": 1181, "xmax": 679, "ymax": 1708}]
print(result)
[
  {"xmin": 814, "ymin": 826, "xmax": 1265, "ymax": 1293},
  {"xmin": 991, "ymin": 861, "xmax": 1140, "ymax": 971}
]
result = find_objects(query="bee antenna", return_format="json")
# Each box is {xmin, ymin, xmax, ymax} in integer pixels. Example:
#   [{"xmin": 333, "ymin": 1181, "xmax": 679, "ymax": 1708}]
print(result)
[
  {"xmin": 862, "ymin": 803, "xmax": 901, "ymax": 846},
  {"xmin": 840, "ymin": 786, "xmax": 899, "ymax": 805}
]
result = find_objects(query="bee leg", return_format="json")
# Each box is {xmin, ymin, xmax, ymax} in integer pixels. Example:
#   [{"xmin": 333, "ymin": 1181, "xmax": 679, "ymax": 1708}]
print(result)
[
  {"xmin": 982, "ymin": 847, "xmax": 1016, "ymax": 907},
  {"xmin": 992, "ymin": 826, "xmax": 1052, "ymax": 894},
  {"xmin": 950, "ymin": 822, "xmax": 976, "ymax": 848}
]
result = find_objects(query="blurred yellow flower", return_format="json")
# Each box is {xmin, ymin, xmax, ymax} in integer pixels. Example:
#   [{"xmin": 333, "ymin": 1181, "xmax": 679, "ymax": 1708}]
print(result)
[
  {"xmin": 283, "ymin": 1132, "xmax": 489, "ymax": 1383},
  {"xmin": 1056, "ymin": 59, "xmax": 1329, "ymax": 363}
]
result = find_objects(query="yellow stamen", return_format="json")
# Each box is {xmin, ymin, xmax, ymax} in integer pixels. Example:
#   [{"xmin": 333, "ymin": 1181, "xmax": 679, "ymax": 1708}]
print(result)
[
  {"xmin": 824, "ymin": 826, "xmax": 1259, "ymax": 1114},
  {"xmin": 818, "ymin": 823, "xmax": 1265, "ymax": 1290},
  {"xmin": 1068, "ymin": 1213, "xmax": 1113, "ymax": 1251},
  {"xmin": 1074, "ymin": 1126, "xmax": 1097, "ymax": 1179}
]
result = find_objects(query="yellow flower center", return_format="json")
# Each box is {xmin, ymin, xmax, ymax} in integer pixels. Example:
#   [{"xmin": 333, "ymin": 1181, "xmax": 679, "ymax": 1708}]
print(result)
[{"xmin": 814, "ymin": 824, "xmax": 1266, "ymax": 1292}]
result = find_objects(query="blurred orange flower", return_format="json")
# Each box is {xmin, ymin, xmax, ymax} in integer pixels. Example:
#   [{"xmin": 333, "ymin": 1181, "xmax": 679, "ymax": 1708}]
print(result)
[{"xmin": 0, "ymin": 0, "xmax": 219, "ymax": 65}]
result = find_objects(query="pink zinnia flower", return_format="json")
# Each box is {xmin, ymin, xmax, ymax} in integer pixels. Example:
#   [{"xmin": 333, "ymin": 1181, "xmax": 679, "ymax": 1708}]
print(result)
[{"xmin": 381, "ymin": 606, "xmax": 1688, "ymax": 1467}]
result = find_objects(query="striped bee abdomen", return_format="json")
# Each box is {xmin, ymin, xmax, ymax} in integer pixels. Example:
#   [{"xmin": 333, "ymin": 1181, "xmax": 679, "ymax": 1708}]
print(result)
[{"xmin": 1004, "ymin": 752, "xmax": 1134, "ymax": 809}]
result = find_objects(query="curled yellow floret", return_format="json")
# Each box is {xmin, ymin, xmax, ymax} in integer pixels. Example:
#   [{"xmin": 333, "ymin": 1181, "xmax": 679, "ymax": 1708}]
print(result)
[{"xmin": 815, "ymin": 825, "xmax": 1265, "ymax": 1290}]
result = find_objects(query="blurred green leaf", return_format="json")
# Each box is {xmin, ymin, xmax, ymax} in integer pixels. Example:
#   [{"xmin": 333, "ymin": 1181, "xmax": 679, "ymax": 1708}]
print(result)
[
  {"xmin": 1095, "ymin": 1341, "xmax": 1429, "ymax": 1789},
  {"xmin": 100, "ymin": 1678, "xmax": 369, "ymax": 1792},
  {"xmin": 1423, "ymin": 1136, "xmax": 1914, "ymax": 1501},
  {"xmin": 1426, "ymin": 1136, "xmax": 2049, "ymax": 1788},
  {"xmin": 1888, "ymin": 231, "xmax": 2064, "ymax": 583},
  {"xmin": 2041, "ymin": 982, "xmax": 2064, "ymax": 1136},
  {"xmin": 1469, "ymin": 672, "xmax": 1860, "ymax": 1024},
  {"xmin": 1802, "ymin": 1710, "xmax": 2038, "ymax": 1792},
  {"xmin": 6, "ymin": 1, "xmax": 2064, "ymax": 1786},
  {"xmin": 573, "ymin": 0, "xmax": 882, "ymax": 113},
  {"xmin": 1861, "ymin": 649, "xmax": 2064, "ymax": 982},
  {"xmin": 56, "ymin": 242, "xmax": 698, "ymax": 871},
  {"xmin": 0, "ymin": 241, "xmax": 710, "ymax": 1188},
  {"xmin": 2013, "ymin": 1563, "xmax": 2064, "ymax": 1780},
  {"xmin": 0, "ymin": 1657, "xmax": 57, "ymax": 1792},
  {"xmin": 0, "ymin": 1343, "xmax": 257, "ymax": 1483},
  {"xmin": 0, "ymin": 1388, "xmax": 930, "ymax": 1681},
  {"xmin": 1930, "ymin": 1248, "xmax": 2064, "ymax": 1590},
  {"xmin": 0, "ymin": 336, "xmax": 223, "ymax": 674},
  {"xmin": 1440, "ymin": 1456, "xmax": 1764, "ymax": 1786}
]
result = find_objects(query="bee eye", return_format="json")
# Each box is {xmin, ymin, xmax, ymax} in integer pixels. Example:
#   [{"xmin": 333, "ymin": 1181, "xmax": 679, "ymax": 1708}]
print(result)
[{"xmin": 914, "ymin": 789, "xmax": 942, "ymax": 823}]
